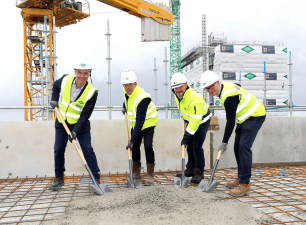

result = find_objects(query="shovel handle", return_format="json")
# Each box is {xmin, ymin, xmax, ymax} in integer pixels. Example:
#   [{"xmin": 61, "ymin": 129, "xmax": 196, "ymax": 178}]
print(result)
[
  {"xmin": 217, "ymin": 150, "xmax": 222, "ymax": 160},
  {"xmin": 54, "ymin": 107, "xmax": 87, "ymax": 165},
  {"xmin": 182, "ymin": 121, "xmax": 186, "ymax": 159},
  {"xmin": 124, "ymin": 112, "xmax": 132, "ymax": 160}
]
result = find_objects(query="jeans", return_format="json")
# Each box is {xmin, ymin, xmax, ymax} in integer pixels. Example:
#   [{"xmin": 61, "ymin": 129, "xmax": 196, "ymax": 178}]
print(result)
[
  {"xmin": 234, "ymin": 115, "xmax": 266, "ymax": 184},
  {"xmin": 54, "ymin": 125, "xmax": 100, "ymax": 179},
  {"xmin": 187, "ymin": 119, "xmax": 210, "ymax": 173}
]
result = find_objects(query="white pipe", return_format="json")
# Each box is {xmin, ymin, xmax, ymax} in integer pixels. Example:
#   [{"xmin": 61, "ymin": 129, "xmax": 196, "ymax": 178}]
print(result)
[
  {"xmin": 153, "ymin": 58, "xmax": 158, "ymax": 105},
  {"xmin": 163, "ymin": 47, "xmax": 169, "ymax": 119},
  {"xmin": 288, "ymin": 51, "xmax": 293, "ymax": 117},
  {"xmin": 106, "ymin": 20, "xmax": 112, "ymax": 120}
]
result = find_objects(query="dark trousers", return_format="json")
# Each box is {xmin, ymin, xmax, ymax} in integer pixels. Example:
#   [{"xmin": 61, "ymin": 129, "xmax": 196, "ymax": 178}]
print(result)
[
  {"xmin": 131, "ymin": 126, "xmax": 155, "ymax": 164},
  {"xmin": 234, "ymin": 115, "xmax": 266, "ymax": 184},
  {"xmin": 187, "ymin": 119, "xmax": 210, "ymax": 173},
  {"xmin": 54, "ymin": 125, "xmax": 100, "ymax": 179}
]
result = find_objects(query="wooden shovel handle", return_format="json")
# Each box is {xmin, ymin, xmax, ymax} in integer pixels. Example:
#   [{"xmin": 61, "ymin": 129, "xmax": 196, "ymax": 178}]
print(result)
[
  {"xmin": 182, "ymin": 121, "xmax": 186, "ymax": 158},
  {"xmin": 124, "ymin": 112, "xmax": 132, "ymax": 160},
  {"xmin": 217, "ymin": 150, "xmax": 222, "ymax": 160},
  {"xmin": 54, "ymin": 107, "xmax": 87, "ymax": 165}
]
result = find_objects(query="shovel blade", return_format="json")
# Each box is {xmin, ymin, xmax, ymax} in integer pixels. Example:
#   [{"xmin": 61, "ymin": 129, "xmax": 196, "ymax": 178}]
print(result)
[
  {"xmin": 196, "ymin": 179, "xmax": 210, "ymax": 192},
  {"xmin": 98, "ymin": 183, "xmax": 113, "ymax": 195},
  {"xmin": 90, "ymin": 183, "xmax": 112, "ymax": 196},
  {"xmin": 204, "ymin": 181, "xmax": 220, "ymax": 193},
  {"xmin": 174, "ymin": 176, "xmax": 191, "ymax": 188},
  {"xmin": 123, "ymin": 178, "xmax": 142, "ymax": 188}
]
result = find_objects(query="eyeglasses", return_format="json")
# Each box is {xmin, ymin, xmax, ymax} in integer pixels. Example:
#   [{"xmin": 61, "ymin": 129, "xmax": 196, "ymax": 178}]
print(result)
[
  {"xmin": 76, "ymin": 70, "xmax": 90, "ymax": 76},
  {"xmin": 205, "ymin": 82, "xmax": 217, "ymax": 91}
]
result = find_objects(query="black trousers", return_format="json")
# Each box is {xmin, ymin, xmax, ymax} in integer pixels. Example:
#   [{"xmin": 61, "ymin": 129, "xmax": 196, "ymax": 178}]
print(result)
[
  {"xmin": 131, "ymin": 126, "xmax": 155, "ymax": 164},
  {"xmin": 234, "ymin": 115, "xmax": 266, "ymax": 184}
]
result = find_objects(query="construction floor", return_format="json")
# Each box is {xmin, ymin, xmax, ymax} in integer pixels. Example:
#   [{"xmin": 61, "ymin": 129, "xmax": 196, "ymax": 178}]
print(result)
[{"xmin": 0, "ymin": 165, "xmax": 306, "ymax": 225}]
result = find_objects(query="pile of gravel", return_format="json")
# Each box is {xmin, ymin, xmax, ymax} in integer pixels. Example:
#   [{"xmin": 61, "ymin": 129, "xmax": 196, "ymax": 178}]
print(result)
[{"xmin": 44, "ymin": 185, "xmax": 275, "ymax": 225}]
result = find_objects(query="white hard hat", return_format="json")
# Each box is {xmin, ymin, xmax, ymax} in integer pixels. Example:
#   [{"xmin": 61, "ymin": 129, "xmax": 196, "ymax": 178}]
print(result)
[
  {"xmin": 73, "ymin": 60, "xmax": 92, "ymax": 70},
  {"xmin": 200, "ymin": 71, "xmax": 219, "ymax": 88},
  {"xmin": 171, "ymin": 73, "xmax": 187, "ymax": 88},
  {"xmin": 121, "ymin": 70, "xmax": 137, "ymax": 84}
]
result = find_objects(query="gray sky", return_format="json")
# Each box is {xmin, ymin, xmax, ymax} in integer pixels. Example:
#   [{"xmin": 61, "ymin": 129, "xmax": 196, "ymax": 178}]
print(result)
[{"xmin": 1, "ymin": 0, "xmax": 305, "ymax": 121}]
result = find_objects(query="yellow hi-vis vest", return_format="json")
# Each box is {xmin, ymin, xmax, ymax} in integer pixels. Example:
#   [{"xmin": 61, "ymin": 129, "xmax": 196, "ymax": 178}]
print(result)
[
  {"xmin": 220, "ymin": 82, "xmax": 266, "ymax": 124},
  {"xmin": 174, "ymin": 87, "xmax": 211, "ymax": 135},
  {"xmin": 57, "ymin": 75, "xmax": 96, "ymax": 124},
  {"xmin": 123, "ymin": 86, "xmax": 158, "ymax": 130}
]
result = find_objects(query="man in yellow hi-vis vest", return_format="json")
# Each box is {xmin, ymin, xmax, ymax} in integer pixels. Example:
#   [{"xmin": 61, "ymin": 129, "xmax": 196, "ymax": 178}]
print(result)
[
  {"xmin": 48, "ymin": 60, "xmax": 101, "ymax": 191},
  {"xmin": 171, "ymin": 73, "xmax": 212, "ymax": 184},
  {"xmin": 200, "ymin": 71, "xmax": 266, "ymax": 197},
  {"xmin": 121, "ymin": 70, "xmax": 158, "ymax": 186}
]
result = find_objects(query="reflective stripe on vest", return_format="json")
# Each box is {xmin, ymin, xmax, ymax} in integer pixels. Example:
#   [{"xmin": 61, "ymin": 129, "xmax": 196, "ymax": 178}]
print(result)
[
  {"xmin": 220, "ymin": 82, "xmax": 266, "ymax": 124},
  {"xmin": 174, "ymin": 87, "xmax": 211, "ymax": 135},
  {"xmin": 57, "ymin": 75, "xmax": 96, "ymax": 124},
  {"xmin": 123, "ymin": 86, "xmax": 158, "ymax": 130}
]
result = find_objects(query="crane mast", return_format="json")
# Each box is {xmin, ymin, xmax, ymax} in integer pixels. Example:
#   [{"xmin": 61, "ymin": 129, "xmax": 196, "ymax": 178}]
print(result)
[{"xmin": 169, "ymin": 0, "xmax": 181, "ymax": 119}]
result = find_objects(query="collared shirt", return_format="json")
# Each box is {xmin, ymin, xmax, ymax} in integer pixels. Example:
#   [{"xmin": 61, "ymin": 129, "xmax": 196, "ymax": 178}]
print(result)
[
  {"xmin": 217, "ymin": 83, "xmax": 223, "ymax": 98},
  {"xmin": 71, "ymin": 80, "xmax": 85, "ymax": 102}
]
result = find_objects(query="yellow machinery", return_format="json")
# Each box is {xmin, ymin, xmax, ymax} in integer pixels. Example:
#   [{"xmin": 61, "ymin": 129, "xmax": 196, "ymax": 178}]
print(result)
[{"xmin": 16, "ymin": 0, "xmax": 173, "ymax": 121}]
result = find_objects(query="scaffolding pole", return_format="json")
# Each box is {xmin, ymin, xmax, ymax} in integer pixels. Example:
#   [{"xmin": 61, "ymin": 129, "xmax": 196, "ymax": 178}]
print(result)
[
  {"xmin": 106, "ymin": 20, "xmax": 112, "ymax": 120},
  {"xmin": 40, "ymin": 43, "xmax": 45, "ymax": 120},
  {"xmin": 263, "ymin": 61, "xmax": 267, "ymax": 106},
  {"xmin": 44, "ymin": 16, "xmax": 50, "ymax": 120},
  {"xmin": 288, "ymin": 51, "xmax": 293, "ymax": 117},
  {"xmin": 163, "ymin": 47, "xmax": 169, "ymax": 119},
  {"xmin": 154, "ymin": 58, "xmax": 158, "ymax": 105},
  {"xmin": 53, "ymin": 16, "xmax": 57, "ymax": 81}
]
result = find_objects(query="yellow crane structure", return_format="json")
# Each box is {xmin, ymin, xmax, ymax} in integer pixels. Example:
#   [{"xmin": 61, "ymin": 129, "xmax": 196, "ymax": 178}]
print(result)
[{"xmin": 16, "ymin": 0, "xmax": 173, "ymax": 121}]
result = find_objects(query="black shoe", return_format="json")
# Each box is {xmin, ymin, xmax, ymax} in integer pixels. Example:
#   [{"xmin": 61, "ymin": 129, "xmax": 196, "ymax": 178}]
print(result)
[
  {"xmin": 94, "ymin": 178, "xmax": 100, "ymax": 185},
  {"xmin": 48, "ymin": 177, "xmax": 64, "ymax": 191},
  {"xmin": 191, "ymin": 169, "xmax": 204, "ymax": 184},
  {"xmin": 176, "ymin": 165, "xmax": 194, "ymax": 178}
]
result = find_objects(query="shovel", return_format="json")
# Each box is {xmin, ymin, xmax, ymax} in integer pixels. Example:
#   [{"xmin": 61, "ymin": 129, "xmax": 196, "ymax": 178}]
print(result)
[
  {"xmin": 174, "ymin": 121, "xmax": 192, "ymax": 188},
  {"xmin": 196, "ymin": 150, "xmax": 222, "ymax": 193},
  {"xmin": 122, "ymin": 113, "xmax": 142, "ymax": 188},
  {"xmin": 54, "ymin": 107, "xmax": 113, "ymax": 196}
]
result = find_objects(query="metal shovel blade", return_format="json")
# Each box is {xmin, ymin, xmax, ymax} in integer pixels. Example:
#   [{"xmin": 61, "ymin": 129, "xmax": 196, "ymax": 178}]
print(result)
[
  {"xmin": 89, "ymin": 183, "xmax": 113, "ymax": 196},
  {"xmin": 123, "ymin": 178, "xmax": 142, "ymax": 188},
  {"xmin": 174, "ymin": 176, "xmax": 192, "ymax": 188},
  {"xmin": 204, "ymin": 180, "xmax": 220, "ymax": 193},
  {"xmin": 196, "ymin": 179, "xmax": 210, "ymax": 192}
]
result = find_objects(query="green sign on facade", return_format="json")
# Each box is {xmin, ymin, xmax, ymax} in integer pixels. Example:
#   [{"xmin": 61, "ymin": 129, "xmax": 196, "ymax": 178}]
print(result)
[
  {"xmin": 241, "ymin": 46, "xmax": 254, "ymax": 53},
  {"xmin": 196, "ymin": 59, "xmax": 200, "ymax": 65},
  {"xmin": 196, "ymin": 82, "xmax": 200, "ymax": 88},
  {"xmin": 282, "ymin": 48, "xmax": 287, "ymax": 53},
  {"xmin": 244, "ymin": 73, "xmax": 256, "ymax": 80},
  {"xmin": 283, "ymin": 100, "xmax": 288, "ymax": 105},
  {"xmin": 215, "ymin": 100, "xmax": 220, "ymax": 106},
  {"xmin": 284, "ymin": 75, "xmax": 288, "ymax": 79}
]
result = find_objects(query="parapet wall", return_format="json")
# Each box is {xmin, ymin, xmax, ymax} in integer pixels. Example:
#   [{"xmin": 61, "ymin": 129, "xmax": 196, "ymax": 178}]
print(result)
[{"xmin": 0, "ymin": 118, "xmax": 305, "ymax": 178}]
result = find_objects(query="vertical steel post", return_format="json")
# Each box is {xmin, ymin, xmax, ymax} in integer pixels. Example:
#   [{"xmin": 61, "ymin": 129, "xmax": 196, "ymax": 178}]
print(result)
[
  {"xmin": 44, "ymin": 16, "xmax": 50, "ymax": 120},
  {"xmin": 154, "ymin": 58, "xmax": 158, "ymax": 105},
  {"xmin": 163, "ymin": 47, "xmax": 169, "ymax": 119},
  {"xmin": 263, "ymin": 61, "xmax": 266, "ymax": 106},
  {"xmin": 288, "ymin": 51, "xmax": 293, "ymax": 117},
  {"xmin": 106, "ymin": 20, "xmax": 112, "ymax": 119},
  {"xmin": 53, "ymin": 16, "xmax": 57, "ymax": 81},
  {"xmin": 40, "ymin": 43, "xmax": 45, "ymax": 120},
  {"xmin": 239, "ymin": 70, "xmax": 241, "ymax": 85}
]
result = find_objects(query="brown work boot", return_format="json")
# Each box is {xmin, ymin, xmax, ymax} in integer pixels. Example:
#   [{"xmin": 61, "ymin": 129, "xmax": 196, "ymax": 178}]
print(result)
[
  {"xmin": 226, "ymin": 176, "xmax": 240, "ymax": 188},
  {"xmin": 133, "ymin": 162, "xmax": 142, "ymax": 179},
  {"xmin": 145, "ymin": 163, "xmax": 155, "ymax": 186},
  {"xmin": 229, "ymin": 183, "xmax": 250, "ymax": 197}
]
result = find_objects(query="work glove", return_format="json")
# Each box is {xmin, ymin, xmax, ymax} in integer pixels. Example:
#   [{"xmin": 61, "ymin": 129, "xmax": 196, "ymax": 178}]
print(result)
[
  {"xmin": 219, "ymin": 142, "xmax": 228, "ymax": 154},
  {"xmin": 50, "ymin": 101, "xmax": 58, "ymax": 109},
  {"xmin": 181, "ymin": 140, "xmax": 188, "ymax": 148},
  {"xmin": 122, "ymin": 107, "xmax": 127, "ymax": 115},
  {"xmin": 126, "ymin": 142, "xmax": 133, "ymax": 151},
  {"xmin": 68, "ymin": 131, "xmax": 77, "ymax": 143}
]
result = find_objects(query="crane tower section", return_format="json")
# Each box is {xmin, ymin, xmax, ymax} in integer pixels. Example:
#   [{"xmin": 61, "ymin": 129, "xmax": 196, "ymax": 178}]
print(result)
[
  {"xmin": 169, "ymin": 0, "xmax": 181, "ymax": 119},
  {"xmin": 16, "ymin": 0, "xmax": 90, "ymax": 121}
]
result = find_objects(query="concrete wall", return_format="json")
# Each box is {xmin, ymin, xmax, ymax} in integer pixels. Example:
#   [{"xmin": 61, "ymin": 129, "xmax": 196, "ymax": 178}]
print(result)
[
  {"xmin": 213, "ymin": 117, "xmax": 306, "ymax": 168},
  {"xmin": 0, "ymin": 120, "xmax": 210, "ymax": 178},
  {"xmin": 0, "ymin": 117, "xmax": 304, "ymax": 178}
]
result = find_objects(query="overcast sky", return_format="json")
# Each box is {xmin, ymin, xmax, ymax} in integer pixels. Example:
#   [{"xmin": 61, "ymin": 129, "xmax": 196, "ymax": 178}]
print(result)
[{"xmin": 1, "ymin": 0, "xmax": 305, "ymax": 121}]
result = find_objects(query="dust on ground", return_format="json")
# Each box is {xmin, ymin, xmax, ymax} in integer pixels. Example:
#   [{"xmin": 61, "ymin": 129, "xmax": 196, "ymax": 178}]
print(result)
[{"xmin": 43, "ymin": 185, "xmax": 275, "ymax": 225}]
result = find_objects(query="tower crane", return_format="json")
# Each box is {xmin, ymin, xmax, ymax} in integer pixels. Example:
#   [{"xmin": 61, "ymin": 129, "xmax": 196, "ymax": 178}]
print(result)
[{"xmin": 16, "ymin": 0, "xmax": 173, "ymax": 121}]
